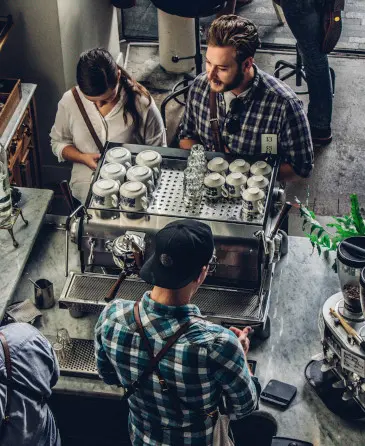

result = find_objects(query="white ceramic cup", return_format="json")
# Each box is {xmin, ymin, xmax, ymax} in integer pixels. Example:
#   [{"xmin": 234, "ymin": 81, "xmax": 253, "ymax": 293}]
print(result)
[
  {"xmin": 100, "ymin": 162, "xmax": 126, "ymax": 185},
  {"xmin": 92, "ymin": 179, "xmax": 119, "ymax": 208},
  {"xmin": 241, "ymin": 186, "xmax": 265, "ymax": 217},
  {"xmin": 207, "ymin": 157, "xmax": 229, "ymax": 177},
  {"xmin": 204, "ymin": 172, "xmax": 228, "ymax": 200},
  {"xmin": 119, "ymin": 181, "xmax": 148, "ymax": 211},
  {"xmin": 229, "ymin": 158, "xmax": 251, "ymax": 176},
  {"xmin": 136, "ymin": 150, "xmax": 162, "ymax": 181},
  {"xmin": 105, "ymin": 146, "xmax": 132, "ymax": 169},
  {"xmin": 250, "ymin": 160, "xmax": 272, "ymax": 179},
  {"xmin": 126, "ymin": 165, "xmax": 155, "ymax": 195},
  {"xmin": 246, "ymin": 175, "xmax": 269, "ymax": 193},
  {"xmin": 225, "ymin": 172, "xmax": 248, "ymax": 198}
]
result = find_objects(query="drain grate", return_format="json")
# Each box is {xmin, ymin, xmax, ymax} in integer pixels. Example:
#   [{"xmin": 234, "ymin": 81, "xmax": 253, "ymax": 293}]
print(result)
[
  {"xmin": 55, "ymin": 338, "xmax": 98, "ymax": 378},
  {"xmin": 59, "ymin": 273, "xmax": 261, "ymax": 320}
]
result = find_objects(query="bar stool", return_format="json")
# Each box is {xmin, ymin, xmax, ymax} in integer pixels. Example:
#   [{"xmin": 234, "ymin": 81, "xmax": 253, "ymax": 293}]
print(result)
[
  {"xmin": 274, "ymin": 44, "xmax": 335, "ymax": 96},
  {"xmin": 152, "ymin": 0, "xmax": 228, "ymax": 127}
]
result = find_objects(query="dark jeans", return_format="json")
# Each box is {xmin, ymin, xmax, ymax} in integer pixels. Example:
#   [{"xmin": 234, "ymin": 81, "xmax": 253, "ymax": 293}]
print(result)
[{"xmin": 280, "ymin": 0, "xmax": 333, "ymax": 132}]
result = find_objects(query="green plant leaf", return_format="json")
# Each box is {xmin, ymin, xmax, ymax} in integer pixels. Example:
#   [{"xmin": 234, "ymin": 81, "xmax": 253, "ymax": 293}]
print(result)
[
  {"xmin": 321, "ymin": 234, "xmax": 331, "ymax": 248},
  {"xmin": 310, "ymin": 223, "xmax": 323, "ymax": 234},
  {"xmin": 350, "ymin": 194, "xmax": 365, "ymax": 235}
]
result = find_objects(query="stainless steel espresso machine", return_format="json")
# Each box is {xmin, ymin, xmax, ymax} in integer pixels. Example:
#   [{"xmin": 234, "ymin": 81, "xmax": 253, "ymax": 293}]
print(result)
[
  {"xmin": 58, "ymin": 143, "xmax": 288, "ymax": 378},
  {"xmin": 308, "ymin": 237, "xmax": 365, "ymax": 418}
]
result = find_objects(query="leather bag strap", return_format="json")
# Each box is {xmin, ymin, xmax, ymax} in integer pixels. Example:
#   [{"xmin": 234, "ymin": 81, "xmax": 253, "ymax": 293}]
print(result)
[
  {"xmin": 71, "ymin": 87, "xmax": 105, "ymax": 154},
  {"xmin": 209, "ymin": 90, "xmax": 225, "ymax": 153},
  {"xmin": 0, "ymin": 332, "xmax": 12, "ymax": 429}
]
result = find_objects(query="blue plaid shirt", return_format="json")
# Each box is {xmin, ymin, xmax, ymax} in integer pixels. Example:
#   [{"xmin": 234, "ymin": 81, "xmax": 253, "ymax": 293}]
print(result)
[
  {"xmin": 179, "ymin": 66, "xmax": 314, "ymax": 178},
  {"xmin": 95, "ymin": 292, "xmax": 257, "ymax": 445}
]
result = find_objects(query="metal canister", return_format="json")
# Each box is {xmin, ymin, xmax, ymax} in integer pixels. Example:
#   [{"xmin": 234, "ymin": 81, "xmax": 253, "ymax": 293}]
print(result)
[{"xmin": 34, "ymin": 279, "xmax": 55, "ymax": 309}]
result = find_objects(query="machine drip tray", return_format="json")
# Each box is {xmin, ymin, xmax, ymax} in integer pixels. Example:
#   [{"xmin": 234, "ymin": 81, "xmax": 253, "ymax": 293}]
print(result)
[
  {"xmin": 59, "ymin": 272, "xmax": 262, "ymax": 323},
  {"xmin": 47, "ymin": 337, "xmax": 99, "ymax": 379}
]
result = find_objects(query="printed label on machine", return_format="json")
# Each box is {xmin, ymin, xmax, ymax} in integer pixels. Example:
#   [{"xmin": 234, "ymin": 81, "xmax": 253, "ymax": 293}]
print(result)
[
  {"xmin": 261, "ymin": 134, "xmax": 277, "ymax": 155},
  {"xmin": 341, "ymin": 349, "xmax": 365, "ymax": 378}
]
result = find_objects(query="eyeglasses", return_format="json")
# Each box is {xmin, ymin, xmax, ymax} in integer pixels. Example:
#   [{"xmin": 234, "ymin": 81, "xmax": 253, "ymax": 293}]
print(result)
[
  {"xmin": 207, "ymin": 250, "xmax": 218, "ymax": 273},
  {"xmin": 226, "ymin": 98, "xmax": 243, "ymax": 135}
]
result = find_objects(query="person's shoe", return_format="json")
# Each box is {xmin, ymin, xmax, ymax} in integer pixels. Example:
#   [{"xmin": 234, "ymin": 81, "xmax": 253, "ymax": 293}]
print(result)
[
  {"xmin": 322, "ymin": 0, "xmax": 345, "ymax": 54},
  {"xmin": 311, "ymin": 127, "xmax": 333, "ymax": 147},
  {"xmin": 236, "ymin": 0, "xmax": 254, "ymax": 6}
]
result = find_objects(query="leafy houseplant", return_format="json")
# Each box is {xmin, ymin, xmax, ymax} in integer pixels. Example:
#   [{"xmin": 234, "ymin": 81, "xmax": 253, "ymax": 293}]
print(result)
[{"xmin": 296, "ymin": 194, "xmax": 365, "ymax": 271}]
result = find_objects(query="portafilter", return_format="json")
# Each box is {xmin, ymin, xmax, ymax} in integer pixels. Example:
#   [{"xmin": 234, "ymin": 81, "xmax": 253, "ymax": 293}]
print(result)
[{"xmin": 105, "ymin": 233, "xmax": 145, "ymax": 302}]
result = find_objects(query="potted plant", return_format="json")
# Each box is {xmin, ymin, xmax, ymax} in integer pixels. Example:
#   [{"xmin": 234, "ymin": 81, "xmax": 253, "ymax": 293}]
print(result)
[{"xmin": 296, "ymin": 194, "xmax": 365, "ymax": 271}]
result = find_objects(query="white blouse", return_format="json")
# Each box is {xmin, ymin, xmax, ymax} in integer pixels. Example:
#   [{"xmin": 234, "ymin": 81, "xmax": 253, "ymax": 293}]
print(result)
[{"xmin": 50, "ymin": 86, "xmax": 166, "ymax": 202}]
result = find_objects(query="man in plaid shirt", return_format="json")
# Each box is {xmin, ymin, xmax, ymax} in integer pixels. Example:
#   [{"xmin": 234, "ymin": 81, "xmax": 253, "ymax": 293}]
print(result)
[
  {"xmin": 95, "ymin": 220, "xmax": 277, "ymax": 445},
  {"xmin": 180, "ymin": 15, "xmax": 314, "ymax": 181}
]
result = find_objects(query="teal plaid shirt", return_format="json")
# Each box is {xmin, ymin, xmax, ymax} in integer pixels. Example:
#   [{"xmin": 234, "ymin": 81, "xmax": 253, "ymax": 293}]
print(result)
[{"xmin": 95, "ymin": 292, "xmax": 257, "ymax": 445}]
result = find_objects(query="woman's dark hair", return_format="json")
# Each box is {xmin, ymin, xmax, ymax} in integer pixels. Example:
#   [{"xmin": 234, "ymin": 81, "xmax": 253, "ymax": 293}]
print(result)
[{"xmin": 76, "ymin": 48, "xmax": 151, "ymax": 129}]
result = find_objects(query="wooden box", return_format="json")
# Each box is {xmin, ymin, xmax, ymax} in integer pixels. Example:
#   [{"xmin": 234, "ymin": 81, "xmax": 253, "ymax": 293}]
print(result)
[{"xmin": 0, "ymin": 78, "xmax": 22, "ymax": 137}]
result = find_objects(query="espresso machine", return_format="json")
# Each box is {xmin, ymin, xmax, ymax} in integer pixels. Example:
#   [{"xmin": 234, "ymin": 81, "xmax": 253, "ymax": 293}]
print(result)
[
  {"xmin": 57, "ymin": 143, "xmax": 289, "ymax": 378},
  {"xmin": 308, "ymin": 237, "xmax": 365, "ymax": 418}
]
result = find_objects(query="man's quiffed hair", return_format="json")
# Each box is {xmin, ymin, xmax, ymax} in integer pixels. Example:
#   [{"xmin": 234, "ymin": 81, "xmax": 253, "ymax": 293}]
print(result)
[{"xmin": 207, "ymin": 15, "xmax": 261, "ymax": 63}]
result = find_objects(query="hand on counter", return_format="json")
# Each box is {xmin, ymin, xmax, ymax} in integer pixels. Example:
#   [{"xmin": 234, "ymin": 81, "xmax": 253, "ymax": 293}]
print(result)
[
  {"xmin": 81, "ymin": 153, "xmax": 101, "ymax": 170},
  {"xmin": 229, "ymin": 326, "xmax": 253, "ymax": 355}
]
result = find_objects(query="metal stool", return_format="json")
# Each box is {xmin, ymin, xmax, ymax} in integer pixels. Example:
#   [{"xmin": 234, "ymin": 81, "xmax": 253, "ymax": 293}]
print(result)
[
  {"xmin": 274, "ymin": 44, "xmax": 335, "ymax": 96},
  {"xmin": 153, "ymin": 0, "xmax": 228, "ymax": 128}
]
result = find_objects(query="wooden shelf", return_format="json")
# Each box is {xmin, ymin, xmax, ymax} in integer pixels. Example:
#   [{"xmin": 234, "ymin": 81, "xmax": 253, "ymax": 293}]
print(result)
[{"xmin": 0, "ymin": 15, "xmax": 14, "ymax": 52}]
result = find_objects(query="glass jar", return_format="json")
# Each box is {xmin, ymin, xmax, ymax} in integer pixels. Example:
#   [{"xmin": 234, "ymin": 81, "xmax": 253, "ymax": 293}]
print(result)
[
  {"xmin": 337, "ymin": 237, "xmax": 365, "ymax": 315},
  {"xmin": 0, "ymin": 143, "xmax": 12, "ymax": 226}
]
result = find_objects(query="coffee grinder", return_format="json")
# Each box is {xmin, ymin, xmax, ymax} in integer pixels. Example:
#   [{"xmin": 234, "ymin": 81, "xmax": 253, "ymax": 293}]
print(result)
[{"xmin": 306, "ymin": 237, "xmax": 365, "ymax": 418}]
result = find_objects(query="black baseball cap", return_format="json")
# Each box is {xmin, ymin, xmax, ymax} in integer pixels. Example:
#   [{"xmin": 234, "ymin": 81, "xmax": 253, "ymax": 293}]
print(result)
[{"xmin": 140, "ymin": 219, "xmax": 214, "ymax": 290}]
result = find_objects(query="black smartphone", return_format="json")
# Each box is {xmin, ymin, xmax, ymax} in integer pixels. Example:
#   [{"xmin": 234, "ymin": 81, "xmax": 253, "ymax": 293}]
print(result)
[{"xmin": 260, "ymin": 379, "xmax": 297, "ymax": 408}]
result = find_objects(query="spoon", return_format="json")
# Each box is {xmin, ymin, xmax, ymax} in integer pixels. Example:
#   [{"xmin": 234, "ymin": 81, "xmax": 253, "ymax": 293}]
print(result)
[{"xmin": 28, "ymin": 278, "xmax": 41, "ymax": 289}]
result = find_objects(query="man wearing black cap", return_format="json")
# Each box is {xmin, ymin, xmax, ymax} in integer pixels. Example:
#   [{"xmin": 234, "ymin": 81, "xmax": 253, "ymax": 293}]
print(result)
[{"xmin": 95, "ymin": 219, "xmax": 277, "ymax": 445}]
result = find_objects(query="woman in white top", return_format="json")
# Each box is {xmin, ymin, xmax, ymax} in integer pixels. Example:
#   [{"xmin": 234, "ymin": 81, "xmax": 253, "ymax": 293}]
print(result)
[{"xmin": 50, "ymin": 48, "xmax": 166, "ymax": 203}]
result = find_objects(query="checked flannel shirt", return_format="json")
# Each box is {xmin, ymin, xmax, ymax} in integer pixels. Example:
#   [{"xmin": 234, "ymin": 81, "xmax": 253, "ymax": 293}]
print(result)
[
  {"xmin": 95, "ymin": 292, "xmax": 258, "ymax": 445},
  {"xmin": 179, "ymin": 65, "xmax": 314, "ymax": 178}
]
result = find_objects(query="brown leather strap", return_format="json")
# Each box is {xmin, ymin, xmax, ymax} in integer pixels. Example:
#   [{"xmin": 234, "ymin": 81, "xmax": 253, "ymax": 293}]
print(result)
[
  {"xmin": 133, "ymin": 301, "xmax": 192, "ymax": 390},
  {"xmin": 0, "ymin": 332, "xmax": 12, "ymax": 425},
  {"xmin": 127, "ymin": 301, "xmax": 218, "ymax": 423},
  {"xmin": 209, "ymin": 90, "xmax": 225, "ymax": 153},
  {"xmin": 71, "ymin": 87, "xmax": 105, "ymax": 154}
]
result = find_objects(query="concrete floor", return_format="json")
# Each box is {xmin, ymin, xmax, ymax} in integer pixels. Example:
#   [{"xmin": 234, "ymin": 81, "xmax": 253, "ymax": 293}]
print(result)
[
  {"xmin": 124, "ymin": 42, "xmax": 365, "ymax": 236},
  {"xmin": 121, "ymin": 0, "xmax": 365, "ymax": 52}
]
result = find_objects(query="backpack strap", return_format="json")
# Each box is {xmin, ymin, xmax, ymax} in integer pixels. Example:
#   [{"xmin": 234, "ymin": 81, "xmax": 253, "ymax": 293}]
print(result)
[{"xmin": 71, "ymin": 87, "xmax": 105, "ymax": 154}]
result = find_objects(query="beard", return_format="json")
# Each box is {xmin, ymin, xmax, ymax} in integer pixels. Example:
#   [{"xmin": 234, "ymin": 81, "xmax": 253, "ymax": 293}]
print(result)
[{"xmin": 209, "ymin": 69, "xmax": 245, "ymax": 93}]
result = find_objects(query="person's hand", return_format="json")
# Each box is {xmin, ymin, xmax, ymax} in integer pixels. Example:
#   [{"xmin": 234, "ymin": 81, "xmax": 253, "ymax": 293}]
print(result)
[
  {"xmin": 229, "ymin": 326, "xmax": 253, "ymax": 355},
  {"xmin": 81, "ymin": 153, "xmax": 101, "ymax": 170}
]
